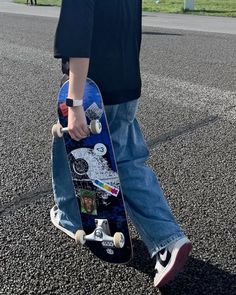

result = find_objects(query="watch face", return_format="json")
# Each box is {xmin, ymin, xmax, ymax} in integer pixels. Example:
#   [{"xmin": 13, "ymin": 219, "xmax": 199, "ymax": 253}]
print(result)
[{"xmin": 66, "ymin": 98, "xmax": 73, "ymax": 107}]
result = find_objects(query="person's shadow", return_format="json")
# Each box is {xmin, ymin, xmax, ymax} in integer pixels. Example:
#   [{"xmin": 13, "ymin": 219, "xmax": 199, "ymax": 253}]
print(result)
[{"xmin": 128, "ymin": 240, "xmax": 236, "ymax": 295}]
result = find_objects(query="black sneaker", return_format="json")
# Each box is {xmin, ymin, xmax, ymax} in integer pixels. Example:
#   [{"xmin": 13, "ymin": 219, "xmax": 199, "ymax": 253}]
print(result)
[{"xmin": 154, "ymin": 237, "xmax": 192, "ymax": 288}]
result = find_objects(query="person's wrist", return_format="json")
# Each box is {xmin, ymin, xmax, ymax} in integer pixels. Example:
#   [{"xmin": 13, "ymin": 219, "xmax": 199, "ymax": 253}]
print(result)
[
  {"xmin": 66, "ymin": 97, "xmax": 83, "ymax": 108},
  {"xmin": 68, "ymin": 105, "xmax": 83, "ymax": 112}
]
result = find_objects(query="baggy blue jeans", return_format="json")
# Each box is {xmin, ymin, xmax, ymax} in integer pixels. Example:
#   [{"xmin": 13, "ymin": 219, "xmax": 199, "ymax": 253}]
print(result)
[{"xmin": 51, "ymin": 99, "xmax": 185, "ymax": 258}]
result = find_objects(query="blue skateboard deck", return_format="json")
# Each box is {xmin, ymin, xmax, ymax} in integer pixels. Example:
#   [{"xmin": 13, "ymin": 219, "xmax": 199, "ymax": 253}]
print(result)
[{"xmin": 54, "ymin": 78, "xmax": 132, "ymax": 264}]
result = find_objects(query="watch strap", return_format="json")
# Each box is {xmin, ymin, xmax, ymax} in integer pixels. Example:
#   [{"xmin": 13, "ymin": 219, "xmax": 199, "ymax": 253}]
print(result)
[{"xmin": 66, "ymin": 98, "xmax": 83, "ymax": 107}]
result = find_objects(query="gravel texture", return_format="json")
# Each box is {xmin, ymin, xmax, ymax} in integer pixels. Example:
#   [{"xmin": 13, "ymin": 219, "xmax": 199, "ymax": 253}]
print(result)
[{"xmin": 0, "ymin": 13, "xmax": 235, "ymax": 295}]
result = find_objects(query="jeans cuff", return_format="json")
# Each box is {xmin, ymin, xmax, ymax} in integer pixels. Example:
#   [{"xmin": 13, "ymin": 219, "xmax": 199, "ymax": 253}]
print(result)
[{"xmin": 150, "ymin": 232, "xmax": 186, "ymax": 258}]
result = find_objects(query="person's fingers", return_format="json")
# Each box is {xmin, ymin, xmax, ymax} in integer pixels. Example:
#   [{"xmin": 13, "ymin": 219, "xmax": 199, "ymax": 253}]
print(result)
[
  {"xmin": 68, "ymin": 125, "xmax": 88, "ymax": 141},
  {"xmin": 81, "ymin": 124, "xmax": 90, "ymax": 136},
  {"xmin": 67, "ymin": 106, "xmax": 90, "ymax": 140},
  {"xmin": 77, "ymin": 124, "xmax": 89, "ymax": 138}
]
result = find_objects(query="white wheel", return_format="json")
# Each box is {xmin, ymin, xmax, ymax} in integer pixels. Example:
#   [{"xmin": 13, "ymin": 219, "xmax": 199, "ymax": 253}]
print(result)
[
  {"xmin": 90, "ymin": 120, "xmax": 102, "ymax": 134},
  {"xmin": 75, "ymin": 230, "xmax": 86, "ymax": 245},
  {"xmin": 113, "ymin": 232, "xmax": 125, "ymax": 248},
  {"xmin": 52, "ymin": 123, "xmax": 63, "ymax": 138}
]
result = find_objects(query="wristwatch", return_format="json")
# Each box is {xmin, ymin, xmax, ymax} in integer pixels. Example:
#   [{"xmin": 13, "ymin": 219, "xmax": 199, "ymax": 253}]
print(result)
[{"xmin": 66, "ymin": 98, "xmax": 83, "ymax": 107}]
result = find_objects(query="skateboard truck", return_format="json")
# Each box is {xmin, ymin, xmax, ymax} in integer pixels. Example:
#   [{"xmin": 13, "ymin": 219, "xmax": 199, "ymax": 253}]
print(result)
[
  {"xmin": 52, "ymin": 119, "xmax": 102, "ymax": 138},
  {"xmin": 75, "ymin": 219, "xmax": 125, "ymax": 249}
]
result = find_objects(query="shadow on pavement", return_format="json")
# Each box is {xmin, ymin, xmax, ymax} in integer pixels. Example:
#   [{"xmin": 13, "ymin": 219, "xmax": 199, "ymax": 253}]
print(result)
[{"xmin": 128, "ymin": 239, "xmax": 236, "ymax": 295}]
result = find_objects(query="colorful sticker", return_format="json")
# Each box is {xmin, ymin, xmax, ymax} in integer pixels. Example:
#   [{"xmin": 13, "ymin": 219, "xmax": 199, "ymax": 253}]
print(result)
[
  {"xmin": 79, "ymin": 189, "xmax": 97, "ymax": 215},
  {"xmin": 59, "ymin": 102, "xmax": 68, "ymax": 117},
  {"xmin": 93, "ymin": 179, "xmax": 119, "ymax": 197}
]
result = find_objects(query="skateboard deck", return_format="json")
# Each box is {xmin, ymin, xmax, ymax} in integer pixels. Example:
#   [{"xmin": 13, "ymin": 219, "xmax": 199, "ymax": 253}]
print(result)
[{"xmin": 51, "ymin": 78, "xmax": 132, "ymax": 264}]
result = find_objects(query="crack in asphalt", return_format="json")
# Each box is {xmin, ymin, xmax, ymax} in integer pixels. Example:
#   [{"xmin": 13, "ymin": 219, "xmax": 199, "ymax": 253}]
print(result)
[
  {"xmin": 0, "ymin": 115, "xmax": 219, "ymax": 217},
  {"xmin": 0, "ymin": 183, "xmax": 52, "ymax": 216},
  {"xmin": 147, "ymin": 115, "xmax": 219, "ymax": 149}
]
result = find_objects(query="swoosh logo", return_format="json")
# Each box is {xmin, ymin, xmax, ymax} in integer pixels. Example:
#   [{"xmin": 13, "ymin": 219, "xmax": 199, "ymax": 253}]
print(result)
[
  {"xmin": 158, "ymin": 249, "xmax": 171, "ymax": 267},
  {"xmin": 159, "ymin": 250, "xmax": 168, "ymax": 262}
]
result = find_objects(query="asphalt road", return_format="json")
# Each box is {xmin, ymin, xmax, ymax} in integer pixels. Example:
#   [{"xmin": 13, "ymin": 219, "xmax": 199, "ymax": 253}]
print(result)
[
  {"xmin": 1, "ymin": 0, "xmax": 236, "ymax": 34},
  {"xmin": 0, "ymin": 11, "xmax": 236, "ymax": 295}
]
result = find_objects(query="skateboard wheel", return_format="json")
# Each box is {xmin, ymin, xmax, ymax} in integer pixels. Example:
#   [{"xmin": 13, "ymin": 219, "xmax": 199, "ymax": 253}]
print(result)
[
  {"xmin": 113, "ymin": 232, "xmax": 125, "ymax": 249},
  {"xmin": 52, "ymin": 123, "xmax": 63, "ymax": 138},
  {"xmin": 75, "ymin": 230, "xmax": 86, "ymax": 245},
  {"xmin": 90, "ymin": 120, "xmax": 102, "ymax": 134}
]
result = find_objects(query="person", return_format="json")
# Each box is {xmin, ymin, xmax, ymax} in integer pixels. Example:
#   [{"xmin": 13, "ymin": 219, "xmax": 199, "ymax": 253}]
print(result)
[
  {"xmin": 53, "ymin": 0, "xmax": 192, "ymax": 288},
  {"xmin": 26, "ymin": 0, "xmax": 37, "ymax": 5}
]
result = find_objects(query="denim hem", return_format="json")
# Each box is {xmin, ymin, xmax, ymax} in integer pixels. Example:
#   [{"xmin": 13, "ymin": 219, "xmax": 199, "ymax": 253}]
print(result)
[
  {"xmin": 124, "ymin": 201, "xmax": 185, "ymax": 260},
  {"xmin": 149, "ymin": 232, "xmax": 186, "ymax": 258}
]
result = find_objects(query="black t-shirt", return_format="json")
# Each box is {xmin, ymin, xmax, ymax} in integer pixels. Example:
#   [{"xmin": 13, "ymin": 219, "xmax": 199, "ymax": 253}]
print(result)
[{"xmin": 54, "ymin": 0, "xmax": 142, "ymax": 105}]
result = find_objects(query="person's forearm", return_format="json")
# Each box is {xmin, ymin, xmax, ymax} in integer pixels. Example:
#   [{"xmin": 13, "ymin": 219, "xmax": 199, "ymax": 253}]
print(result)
[{"xmin": 68, "ymin": 58, "xmax": 90, "ymax": 100}]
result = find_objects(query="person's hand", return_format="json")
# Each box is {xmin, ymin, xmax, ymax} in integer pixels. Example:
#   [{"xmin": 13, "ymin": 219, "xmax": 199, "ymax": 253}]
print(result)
[{"xmin": 68, "ymin": 106, "xmax": 90, "ymax": 141}]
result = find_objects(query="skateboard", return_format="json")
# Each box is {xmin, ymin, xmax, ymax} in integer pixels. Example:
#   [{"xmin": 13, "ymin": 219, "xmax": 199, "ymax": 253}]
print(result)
[{"xmin": 51, "ymin": 77, "xmax": 132, "ymax": 264}]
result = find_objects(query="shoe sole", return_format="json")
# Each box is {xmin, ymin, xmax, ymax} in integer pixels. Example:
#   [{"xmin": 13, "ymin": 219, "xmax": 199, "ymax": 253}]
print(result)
[{"xmin": 154, "ymin": 239, "xmax": 192, "ymax": 288}]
